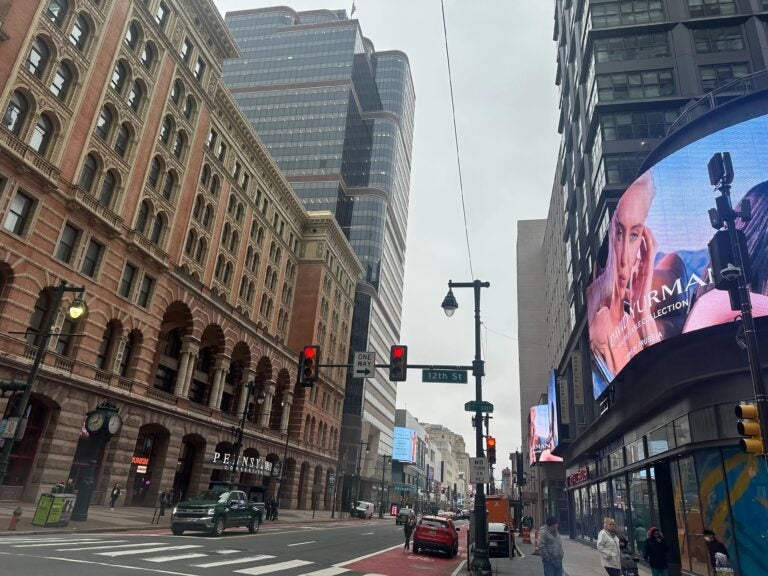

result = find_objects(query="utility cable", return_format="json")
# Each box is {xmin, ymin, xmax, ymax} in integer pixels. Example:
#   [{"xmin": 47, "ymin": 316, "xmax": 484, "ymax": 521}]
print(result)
[{"xmin": 441, "ymin": 0, "xmax": 474, "ymax": 279}]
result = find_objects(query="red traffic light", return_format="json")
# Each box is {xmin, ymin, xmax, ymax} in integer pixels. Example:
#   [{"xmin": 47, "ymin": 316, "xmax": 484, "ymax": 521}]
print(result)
[
  {"xmin": 392, "ymin": 346, "xmax": 405, "ymax": 359},
  {"xmin": 303, "ymin": 346, "xmax": 316, "ymax": 359},
  {"xmin": 487, "ymin": 437, "xmax": 496, "ymax": 447}
]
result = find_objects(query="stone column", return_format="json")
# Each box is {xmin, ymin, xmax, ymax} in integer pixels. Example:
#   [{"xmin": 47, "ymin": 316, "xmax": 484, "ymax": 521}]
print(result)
[
  {"xmin": 259, "ymin": 380, "xmax": 276, "ymax": 428},
  {"xmin": 236, "ymin": 370, "xmax": 257, "ymax": 416},
  {"xmin": 208, "ymin": 356, "xmax": 230, "ymax": 409},
  {"xmin": 176, "ymin": 339, "xmax": 199, "ymax": 397},
  {"xmin": 280, "ymin": 388, "xmax": 293, "ymax": 432}
]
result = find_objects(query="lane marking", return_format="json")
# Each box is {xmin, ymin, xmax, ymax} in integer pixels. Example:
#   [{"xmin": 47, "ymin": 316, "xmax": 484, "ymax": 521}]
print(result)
[
  {"xmin": 361, "ymin": 532, "xmax": 374, "ymax": 535},
  {"xmin": 31, "ymin": 556, "xmax": 201, "ymax": 576},
  {"xmin": 450, "ymin": 560, "xmax": 467, "ymax": 576},
  {"xmin": 13, "ymin": 539, "xmax": 106, "ymax": 548},
  {"xmin": 57, "ymin": 542, "xmax": 158, "ymax": 551},
  {"xmin": 193, "ymin": 555, "xmax": 275, "ymax": 568},
  {"xmin": 97, "ymin": 545, "xmax": 200, "ymax": 557},
  {"xmin": 298, "ymin": 568, "xmax": 350, "ymax": 575},
  {"xmin": 146, "ymin": 552, "xmax": 208, "ymax": 563},
  {"xmin": 287, "ymin": 541, "xmax": 315, "ymax": 547},
  {"xmin": 335, "ymin": 543, "xmax": 403, "ymax": 567},
  {"xmin": 235, "ymin": 560, "xmax": 313, "ymax": 574}
]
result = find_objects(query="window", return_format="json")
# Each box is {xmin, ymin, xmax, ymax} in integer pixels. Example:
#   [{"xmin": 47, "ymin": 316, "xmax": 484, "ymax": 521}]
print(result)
[
  {"xmin": 693, "ymin": 26, "xmax": 745, "ymax": 53},
  {"xmin": 118, "ymin": 262, "xmax": 138, "ymax": 297},
  {"xmin": 27, "ymin": 37, "xmax": 51, "ymax": 79},
  {"xmin": 127, "ymin": 81, "xmax": 143, "ymax": 112},
  {"xmin": 217, "ymin": 141, "xmax": 227, "ymax": 161},
  {"xmin": 182, "ymin": 95, "xmax": 195, "ymax": 119},
  {"xmin": 159, "ymin": 116, "xmax": 171, "ymax": 144},
  {"xmin": 99, "ymin": 169, "xmax": 116, "ymax": 206},
  {"xmin": 47, "ymin": 0, "xmax": 69, "ymax": 26},
  {"xmin": 80, "ymin": 237, "xmax": 104, "ymax": 277},
  {"xmin": 171, "ymin": 131, "xmax": 186, "ymax": 158},
  {"xmin": 55, "ymin": 315, "xmax": 78, "ymax": 356},
  {"xmin": 69, "ymin": 14, "xmax": 90, "ymax": 51},
  {"xmin": 138, "ymin": 275, "xmax": 155, "ymax": 307},
  {"xmin": 3, "ymin": 191, "xmax": 35, "ymax": 235},
  {"xmin": 50, "ymin": 62, "xmax": 73, "ymax": 100},
  {"xmin": 124, "ymin": 22, "xmax": 140, "ymax": 50},
  {"xmin": 700, "ymin": 62, "xmax": 750, "ymax": 91},
  {"xmin": 600, "ymin": 109, "xmax": 678, "ymax": 140},
  {"xmin": 79, "ymin": 153, "xmax": 98, "ymax": 191},
  {"xmin": 597, "ymin": 69, "xmax": 675, "ymax": 101},
  {"xmin": 155, "ymin": 2, "xmax": 169, "ymax": 30},
  {"xmin": 170, "ymin": 80, "xmax": 182, "ymax": 104},
  {"xmin": 148, "ymin": 156, "xmax": 161, "ymax": 187},
  {"xmin": 95, "ymin": 106, "xmax": 113, "ymax": 139},
  {"xmin": 591, "ymin": 1, "xmax": 665, "ymax": 28},
  {"xmin": 594, "ymin": 33, "xmax": 669, "ymax": 62},
  {"xmin": 141, "ymin": 43, "xmax": 155, "ymax": 69},
  {"xmin": 29, "ymin": 114, "xmax": 54, "ymax": 155},
  {"xmin": 55, "ymin": 222, "xmax": 81, "ymax": 263},
  {"xmin": 3, "ymin": 91, "xmax": 28, "ymax": 136},
  {"xmin": 135, "ymin": 200, "xmax": 149, "ymax": 233},
  {"xmin": 180, "ymin": 38, "xmax": 192, "ymax": 63},
  {"xmin": 150, "ymin": 215, "xmax": 164, "ymax": 244},
  {"xmin": 206, "ymin": 129, "xmax": 217, "ymax": 148},
  {"xmin": 96, "ymin": 323, "xmax": 115, "ymax": 370},
  {"xmin": 114, "ymin": 123, "xmax": 130, "ymax": 157},
  {"xmin": 193, "ymin": 57, "xmax": 206, "ymax": 82},
  {"xmin": 110, "ymin": 61, "xmax": 127, "ymax": 93},
  {"xmin": 688, "ymin": 0, "xmax": 737, "ymax": 18},
  {"xmin": 162, "ymin": 171, "xmax": 175, "ymax": 199},
  {"xmin": 603, "ymin": 152, "xmax": 648, "ymax": 185}
]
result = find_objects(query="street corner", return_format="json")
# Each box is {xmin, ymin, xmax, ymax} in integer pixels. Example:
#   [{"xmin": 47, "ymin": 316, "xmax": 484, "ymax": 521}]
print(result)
[{"xmin": 339, "ymin": 543, "xmax": 466, "ymax": 575}]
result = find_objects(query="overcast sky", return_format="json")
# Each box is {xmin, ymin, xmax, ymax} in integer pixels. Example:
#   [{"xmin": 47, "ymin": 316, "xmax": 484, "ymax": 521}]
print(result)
[{"xmin": 213, "ymin": 0, "xmax": 560, "ymax": 471}]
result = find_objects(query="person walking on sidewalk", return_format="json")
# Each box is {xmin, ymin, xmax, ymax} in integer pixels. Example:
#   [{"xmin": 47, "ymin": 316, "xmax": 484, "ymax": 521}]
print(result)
[
  {"xmin": 597, "ymin": 518, "xmax": 622, "ymax": 576},
  {"xmin": 703, "ymin": 529, "xmax": 729, "ymax": 571},
  {"xmin": 538, "ymin": 516, "xmax": 564, "ymax": 576},
  {"xmin": 403, "ymin": 510, "xmax": 417, "ymax": 551},
  {"xmin": 110, "ymin": 484, "xmax": 121, "ymax": 511},
  {"xmin": 643, "ymin": 527, "xmax": 669, "ymax": 576}
]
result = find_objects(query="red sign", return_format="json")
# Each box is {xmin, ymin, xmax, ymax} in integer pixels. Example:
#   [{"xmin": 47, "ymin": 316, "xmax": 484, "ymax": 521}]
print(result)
[
  {"xmin": 131, "ymin": 456, "xmax": 150, "ymax": 466},
  {"xmin": 567, "ymin": 467, "xmax": 589, "ymax": 487}
]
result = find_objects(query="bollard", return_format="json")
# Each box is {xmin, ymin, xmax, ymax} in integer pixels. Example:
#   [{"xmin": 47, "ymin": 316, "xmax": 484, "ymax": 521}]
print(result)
[{"xmin": 8, "ymin": 507, "xmax": 22, "ymax": 531}]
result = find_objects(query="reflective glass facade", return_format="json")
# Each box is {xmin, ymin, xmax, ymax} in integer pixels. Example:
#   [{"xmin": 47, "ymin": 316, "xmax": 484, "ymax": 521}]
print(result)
[{"xmin": 223, "ymin": 8, "xmax": 415, "ymax": 455}]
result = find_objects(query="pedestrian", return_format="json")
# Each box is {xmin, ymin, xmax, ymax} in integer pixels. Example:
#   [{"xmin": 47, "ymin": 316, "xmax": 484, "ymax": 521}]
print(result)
[
  {"xmin": 644, "ymin": 527, "xmax": 669, "ymax": 576},
  {"xmin": 271, "ymin": 497, "xmax": 279, "ymax": 520},
  {"xmin": 538, "ymin": 516, "xmax": 564, "ymax": 576},
  {"xmin": 265, "ymin": 498, "xmax": 272, "ymax": 521},
  {"xmin": 620, "ymin": 537, "xmax": 640, "ymax": 576},
  {"xmin": 597, "ymin": 518, "xmax": 622, "ymax": 576},
  {"xmin": 110, "ymin": 484, "xmax": 121, "ymax": 511},
  {"xmin": 403, "ymin": 510, "xmax": 417, "ymax": 551},
  {"xmin": 703, "ymin": 529, "xmax": 729, "ymax": 571}
]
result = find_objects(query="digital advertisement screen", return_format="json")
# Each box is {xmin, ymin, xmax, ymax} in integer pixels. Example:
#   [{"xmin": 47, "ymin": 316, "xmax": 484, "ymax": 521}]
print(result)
[
  {"xmin": 547, "ymin": 370, "xmax": 559, "ymax": 450},
  {"xmin": 587, "ymin": 113, "xmax": 768, "ymax": 398},
  {"xmin": 392, "ymin": 426, "xmax": 417, "ymax": 463},
  {"xmin": 529, "ymin": 405, "xmax": 563, "ymax": 466}
]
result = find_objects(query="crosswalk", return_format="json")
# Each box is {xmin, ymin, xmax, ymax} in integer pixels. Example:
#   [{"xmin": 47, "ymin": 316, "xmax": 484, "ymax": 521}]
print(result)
[{"xmin": 0, "ymin": 536, "xmax": 387, "ymax": 576}]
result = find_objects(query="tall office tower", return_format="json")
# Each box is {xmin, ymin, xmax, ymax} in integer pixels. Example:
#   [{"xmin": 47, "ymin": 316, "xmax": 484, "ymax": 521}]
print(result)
[
  {"xmin": 222, "ymin": 7, "xmax": 415, "ymax": 505},
  {"xmin": 514, "ymin": 1, "xmax": 768, "ymax": 569}
]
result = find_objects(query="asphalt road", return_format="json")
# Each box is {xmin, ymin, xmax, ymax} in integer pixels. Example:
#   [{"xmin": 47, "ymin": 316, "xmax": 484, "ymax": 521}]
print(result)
[{"xmin": 0, "ymin": 519, "xmax": 466, "ymax": 576}]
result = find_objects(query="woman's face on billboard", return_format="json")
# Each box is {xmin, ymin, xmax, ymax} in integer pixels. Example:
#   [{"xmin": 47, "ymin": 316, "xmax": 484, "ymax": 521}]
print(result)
[{"xmin": 612, "ymin": 178, "xmax": 653, "ymax": 294}]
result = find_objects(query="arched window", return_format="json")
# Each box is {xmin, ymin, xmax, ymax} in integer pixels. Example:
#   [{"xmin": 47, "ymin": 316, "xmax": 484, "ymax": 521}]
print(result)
[
  {"xmin": 203, "ymin": 205, "xmax": 213, "ymax": 228},
  {"xmin": 150, "ymin": 214, "xmax": 164, "ymax": 244},
  {"xmin": 50, "ymin": 61, "xmax": 73, "ymax": 100},
  {"xmin": 182, "ymin": 95, "xmax": 195, "ymax": 119},
  {"xmin": 140, "ymin": 43, "xmax": 155, "ymax": 69},
  {"xmin": 195, "ymin": 238, "xmax": 206, "ymax": 263},
  {"xmin": 221, "ymin": 223, "xmax": 231, "ymax": 246},
  {"xmin": 114, "ymin": 123, "xmax": 130, "ymax": 157},
  {"xmin": 159, "ymin": 115, "xmax": 171, "ymax": 144},
  {"xmin": 27, "ymin": 37, "xmax": 51, "ymax": 79},
  {"xmin": 110, "ymin": 61, "xmax": 127, "ymax": 93},
  {"xmin": 96, "ymin": 322, "xmax": 116, "ymax": 370},
  {"xmin": 170, "ymin": 79, "xmax": 183, "ymax": 105},
  {"xmin": 215, "ymin": 255, "xmax": 224, "ymax": 280},
  {"xmin": 46, "ymin": 0, "xmax": 69, "ymax": 27},
  {"xmin": 162, "ymin": 171, "xmax": 175, "ymax": 199},
  {"xmin": 135, "ymin": 200, "xmax": 149, "ymax": 233},
  {"xmin": 172, "ymin": 131, "xmax": 186, "ymax": 158},
  {"xmin": 99, "ymin": 169, "xmax": 116, "ymax": 206},
  {"xmin": 3, "ymin": 91, "xmax": 28, "ymax": 136},
  {"xmin": 120, "ymin": 330, "xmax": 140, "ymax": 377},
  {"xmin": 147, "ymin": 156, "xmax": 161, "ymax": 187},
  {"xmin": 210, "ymin": 174, "xmax": 220, "ymax": 196},
  {"xmin": 192, "ymin": 195, "xmax": 203, "ymax": 219},
  {"xmin": 124, "ymin": 22, "xmax": 140, "ymax": 51},
  {"xmin": 69, "ymin": 14, "xmax": 90, "ymax": 51},
  {"xmin": 29, "ymin": 114, "xmax": 54, "ymax": 155},
  {"xmin": 223, "ymin": 261, "xmax": 233, "ymax": 285},
  {"xmin": 127, "ymin": 80, "xmax": 143, "ymax": 112},
  {"xmin": 184, "ymin": 229, "xmax": 196, "ymax": 254},
  {"xmin": 230, "ymin": 231, "xmax": 239, "ymax": 254},
  {"xmin": 79, "ymin": 153, "xmax": 98, "ymax": 191},
  {"xmin": 95, "ymin": 106, "xmax": 113, "ymax": 140},
  {"xmin": 200, "ymin": 164, "xmax": 210, "ymax": 186}
]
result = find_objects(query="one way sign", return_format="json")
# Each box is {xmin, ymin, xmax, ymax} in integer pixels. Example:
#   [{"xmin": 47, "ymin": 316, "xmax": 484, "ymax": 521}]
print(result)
[{"xmin": 353, "ymin": 352, "xmax": 375, "ymax": 379}]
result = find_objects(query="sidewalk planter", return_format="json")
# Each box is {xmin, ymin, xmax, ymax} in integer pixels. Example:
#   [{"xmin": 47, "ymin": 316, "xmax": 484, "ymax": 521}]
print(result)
[{"xmin": 32, "ymin": 493, "xmax": 77, "ymax": 528}]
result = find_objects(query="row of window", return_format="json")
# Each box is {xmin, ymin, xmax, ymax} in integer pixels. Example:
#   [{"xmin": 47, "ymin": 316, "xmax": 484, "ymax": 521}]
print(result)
[{"xmin": 590, "ymin": 0, "xmax": 744, "ymax": 29}]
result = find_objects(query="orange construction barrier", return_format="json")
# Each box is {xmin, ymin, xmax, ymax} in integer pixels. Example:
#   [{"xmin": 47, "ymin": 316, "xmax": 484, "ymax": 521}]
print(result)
[{"xmin": 522, "ymin": 526, "xmax": 531, "ymax": 544}]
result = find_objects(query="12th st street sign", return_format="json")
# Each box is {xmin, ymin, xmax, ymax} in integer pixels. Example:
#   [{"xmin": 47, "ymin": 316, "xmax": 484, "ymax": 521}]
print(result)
[
  {"xmin": 464, "ymin": 400, "xmax": 494, "ymax": 413},
  {"xmin": 422, "ymin": 369, "xmax": 467, "ymax": 383}
]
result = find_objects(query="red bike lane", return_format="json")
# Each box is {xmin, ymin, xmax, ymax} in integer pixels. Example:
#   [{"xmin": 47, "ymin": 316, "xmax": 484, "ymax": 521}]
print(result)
[{"xmin": 339, "ymin": 543, "xmax": 466, "ymax": 575}]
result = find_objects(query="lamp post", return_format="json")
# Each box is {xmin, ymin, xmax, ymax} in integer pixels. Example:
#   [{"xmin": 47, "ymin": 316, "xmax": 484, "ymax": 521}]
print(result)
[
  {"xmin": 0, "ymin": 281, "xmax": 86, "ymax": 486},
  {"xmin": 355, "ymin": 441, "xmax": 369, "ymax": 506},
  {"xmin": 275, "ymin": 414, "xmax": 290, "ymax": 511},
  {"xmin": 229, "ymin": 381, "xmax": 266, "ymax": 484},
  {"xmin": 442, "ymin": 279, "xmax": 492, "ymax": 576},
  {"xmin": 378, "ymin": 454, "xmax": 390, "ymax": 518}
]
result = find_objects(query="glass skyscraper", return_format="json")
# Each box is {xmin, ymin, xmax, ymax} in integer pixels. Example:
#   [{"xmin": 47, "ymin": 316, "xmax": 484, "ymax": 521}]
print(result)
[{"xmin": 222, "ymin": 7, "xmax": 415, "ymax": 492}]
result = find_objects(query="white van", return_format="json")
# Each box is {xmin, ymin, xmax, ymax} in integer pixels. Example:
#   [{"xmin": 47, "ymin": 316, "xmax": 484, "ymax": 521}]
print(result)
[{"xmin": 354, "ymin": 500, "xmax": 374, "ymax": 519}]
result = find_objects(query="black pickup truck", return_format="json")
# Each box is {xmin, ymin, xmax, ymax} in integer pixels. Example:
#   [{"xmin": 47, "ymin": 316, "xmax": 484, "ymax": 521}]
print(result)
[{"xmin": 170, "ymin": 488, "xmax": 264, "ymax": 536}]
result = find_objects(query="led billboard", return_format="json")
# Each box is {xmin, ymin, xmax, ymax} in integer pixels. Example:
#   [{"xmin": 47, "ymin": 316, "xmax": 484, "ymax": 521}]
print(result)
[
  {"xmin": 392, "ymin": 426, "xmax": 417, "ymax": 463},
  {"xmin": 529, "ymin": 405, "xmax": 563, "ymax": 466},
  {"xmin": 587, "ymin": 113, "xmax": 768, "ymax": 398},
  {"xmin": 547, "ymin": 370, "xmax": 559, "ymax": 450}
]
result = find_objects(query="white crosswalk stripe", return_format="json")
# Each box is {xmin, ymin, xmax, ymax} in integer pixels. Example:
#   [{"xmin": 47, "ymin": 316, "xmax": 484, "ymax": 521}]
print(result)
[
  {"xmin": 145, "ymin": 552, "xmax": 208, "ymax": 562},
  {"xmin": 235, "ymin": 560, "xmax": 314, "ymax": 575},
  {"xmin": 298, "ymin": 567, "xmax": 350, "ymax": 575},
  {"xmin": 56, "ymin": 542, "xmax": 159, "ymax": 551},
  {"xmin": 96, "ymin": 544, "xmax": 201, "ymax": 557},
  {"xmin": 12, "ymin": 539, "xmax": 106, "ymax": 548},
  {"xmin": 193, "ymin": 554, "xmax": 275, "ymax": 568}
]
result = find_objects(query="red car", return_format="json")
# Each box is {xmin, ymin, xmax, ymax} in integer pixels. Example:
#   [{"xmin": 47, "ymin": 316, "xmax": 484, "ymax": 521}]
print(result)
[{"xmin": 413, "ymin": 515, "xmax": 460, "ymax": 557}]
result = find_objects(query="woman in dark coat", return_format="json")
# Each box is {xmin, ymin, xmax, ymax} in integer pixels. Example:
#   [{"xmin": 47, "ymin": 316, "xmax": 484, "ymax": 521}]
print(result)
[{"xmin": 644, "ymin": 527, "xmax": 669, "ymax": 576}]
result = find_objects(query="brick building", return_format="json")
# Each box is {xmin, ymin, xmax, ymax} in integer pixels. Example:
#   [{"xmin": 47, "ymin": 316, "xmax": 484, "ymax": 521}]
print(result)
[{"xmin": 0, "ymin": 0, "xmax": 362, "ymax": 510}]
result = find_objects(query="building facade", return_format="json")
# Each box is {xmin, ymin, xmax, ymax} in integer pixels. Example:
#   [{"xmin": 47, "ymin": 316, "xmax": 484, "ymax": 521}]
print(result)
[
  {"xmin": 0, "ymin": 0, "xmax": 362, "ymax": 511},
  {"xmin": 220, "ymin": 7, "xmax": 415, "ymax": 505},
  {"xmin": 515, "ymin": 1, "xmax": 768, "ymax": 574}
]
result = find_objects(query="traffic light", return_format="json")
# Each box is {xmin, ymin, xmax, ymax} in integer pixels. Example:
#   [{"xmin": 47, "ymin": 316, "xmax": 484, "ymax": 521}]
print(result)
[
  {"xmin": 486, "ymin": 436, "xmax": 497, "ymax": 465},
  {"xmin": 736, "ymin": 403, "xmax": 765, "ymax": 454},
  {"xmin": 389, "ymin": 344, "xmax": 408, "ymax": 381},
  {"xmin": 297, "ymin": 345, "xmax": 320, "ymax": 387}
]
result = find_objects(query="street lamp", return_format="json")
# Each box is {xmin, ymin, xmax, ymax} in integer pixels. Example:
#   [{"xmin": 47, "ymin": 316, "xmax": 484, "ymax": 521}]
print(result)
[
  {"xmin": 378, "ymin": 454, "xmax": 390, "ymax": 518},
  {"xmin": 355, "ymin": 440, "xmax": 369, "ymax": 505},
  {"xmin": 229, "ymin": 381, "xmax": 266, "ymax": 484},
  {"xmin": 0, "ymin": 281, "xmax": 86, "ymax": 485},
  {"xmin": 442, "ymin": 279, "xmax": 492, "ymax": 576}
]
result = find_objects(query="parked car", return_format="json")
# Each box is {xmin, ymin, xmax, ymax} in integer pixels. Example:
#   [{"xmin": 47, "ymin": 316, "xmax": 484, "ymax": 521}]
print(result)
[
  {"xmin": 354, "ymin": 500, "xmax": 374, "ymax": 519},
  {"xmin": 396, "ymin": 507, "xmax": 414, "ymax": 525},
  {"xmin": 488, "ymin": 522, "xmax": 510, "ymax": 558},
  {"xmin": 413, "ymin": 514, "xmax": 460, "ymax": 557},
  {"xmin": 170, "ymin": 488, "xmax": 264, "ymax": 536}
]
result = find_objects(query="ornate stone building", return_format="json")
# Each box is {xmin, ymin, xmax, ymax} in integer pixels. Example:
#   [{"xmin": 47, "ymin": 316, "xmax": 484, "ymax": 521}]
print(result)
[{"xmin": 0, "ymin": 0, "xmax": 361, "ymax": 509}]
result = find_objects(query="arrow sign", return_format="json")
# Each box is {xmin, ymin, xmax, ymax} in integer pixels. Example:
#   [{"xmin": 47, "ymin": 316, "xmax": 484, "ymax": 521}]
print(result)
[{"xmin": 353, "ymin": 351, "xmax": 375, "ymax": 379}]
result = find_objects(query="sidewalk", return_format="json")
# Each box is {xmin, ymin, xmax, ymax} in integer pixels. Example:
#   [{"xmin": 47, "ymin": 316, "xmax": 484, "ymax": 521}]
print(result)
[{"xmin": 0, "ymin": 502, "xmax": 349, "ymax": 536}]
